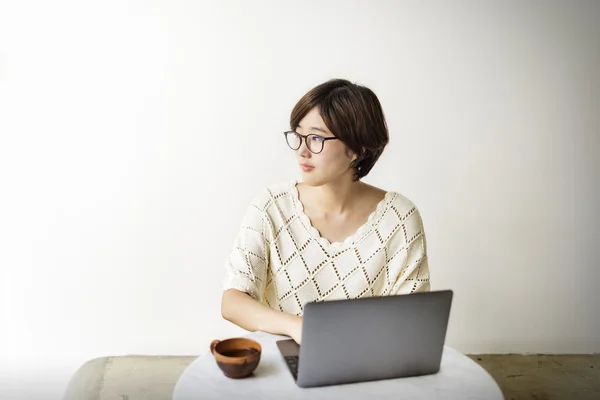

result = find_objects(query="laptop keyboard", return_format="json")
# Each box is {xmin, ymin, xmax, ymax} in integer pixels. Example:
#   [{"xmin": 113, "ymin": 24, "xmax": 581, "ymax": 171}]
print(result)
[{"xmin": 284, "ymin": 355, "xmax": 299, "ymax": 379}]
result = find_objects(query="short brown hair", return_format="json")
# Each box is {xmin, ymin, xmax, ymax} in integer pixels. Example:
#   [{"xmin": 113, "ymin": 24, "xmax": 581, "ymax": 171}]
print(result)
[{"xmin": 290, "ymin": 78, "xmax": 389, "ymax": 181}]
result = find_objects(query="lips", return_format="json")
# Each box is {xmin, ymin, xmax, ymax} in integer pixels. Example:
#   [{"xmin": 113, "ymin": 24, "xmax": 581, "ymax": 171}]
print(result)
[{"xmin": 300, "ymin": 163, "xmax": 315, "ymax": 171}]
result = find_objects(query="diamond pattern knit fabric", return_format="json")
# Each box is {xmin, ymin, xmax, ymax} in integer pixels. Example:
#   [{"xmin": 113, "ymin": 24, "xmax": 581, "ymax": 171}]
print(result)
[{"xmin": 223, "ymin": 180, "xmax": 430, "ymax": 315}]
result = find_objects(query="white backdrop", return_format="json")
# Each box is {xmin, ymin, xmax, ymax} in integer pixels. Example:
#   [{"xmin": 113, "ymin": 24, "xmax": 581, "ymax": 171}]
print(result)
[{"xmin": 1, "ymin": 1, "xmax": 599, "ymax": 398}]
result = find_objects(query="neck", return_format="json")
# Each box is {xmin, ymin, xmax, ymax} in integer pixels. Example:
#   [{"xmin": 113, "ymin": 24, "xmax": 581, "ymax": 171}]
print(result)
[{"xmin": 307, "ymin": 176, "xmax": 364, "ymax": 217}]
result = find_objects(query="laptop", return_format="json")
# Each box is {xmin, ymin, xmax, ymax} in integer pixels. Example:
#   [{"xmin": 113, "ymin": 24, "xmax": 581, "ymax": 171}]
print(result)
[{"xmin": 276, "ymin": 289, "xmax": 453, "ymax": 388}]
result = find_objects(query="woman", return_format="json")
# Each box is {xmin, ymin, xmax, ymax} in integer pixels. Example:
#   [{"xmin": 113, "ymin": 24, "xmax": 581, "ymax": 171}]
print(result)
[{"xmin": 221, "ymin": 78, "xmax": 430, "ymax": 344}]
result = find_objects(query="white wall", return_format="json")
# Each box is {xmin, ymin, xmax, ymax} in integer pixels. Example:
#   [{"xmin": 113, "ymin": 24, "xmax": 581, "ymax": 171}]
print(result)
[{"xmin": 1, "ymin": 0, "xmax": 599, "ymax": 398}]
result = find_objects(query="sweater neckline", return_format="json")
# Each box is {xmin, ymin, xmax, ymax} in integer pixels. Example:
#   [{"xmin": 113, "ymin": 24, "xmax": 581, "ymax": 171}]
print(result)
[{"xmin": 289, "ymin": 180, "xmax": 395, "ymax": 250}]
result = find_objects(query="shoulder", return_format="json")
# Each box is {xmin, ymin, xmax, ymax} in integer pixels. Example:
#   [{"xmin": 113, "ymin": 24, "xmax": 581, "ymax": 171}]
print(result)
[
  {"xmin": 379, "ymin": 190, "xmax": 428, "ymax": 249},
  {"xmin": 389, "ymin": 190, "xmax": 419, "ymax": 213},
  {"xmin": 245, "ymin": 180, "xmax": 296, "ymax": 212},
  {"xmin": 385, "ymin": 189, "xmax": 426, "ymax": 228},
  {"xmin": 363, "ymin": 183, "xmax": 422, "ymax": 218}
]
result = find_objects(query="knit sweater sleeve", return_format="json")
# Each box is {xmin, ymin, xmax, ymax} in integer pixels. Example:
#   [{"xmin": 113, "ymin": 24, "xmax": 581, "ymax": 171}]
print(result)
[
  {"xmin": 390, "ymin": 207, "xmax": 431, "ymax": 295},
  {"xmin": 222, "ymin": 194, "xmax": 271, "ymax": 303}
]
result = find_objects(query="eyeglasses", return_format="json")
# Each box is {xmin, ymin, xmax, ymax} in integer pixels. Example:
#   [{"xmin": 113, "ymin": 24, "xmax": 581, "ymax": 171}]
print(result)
[{"xmin": 283, "ymin": 131, "xmax": 339, "ymax": 154}]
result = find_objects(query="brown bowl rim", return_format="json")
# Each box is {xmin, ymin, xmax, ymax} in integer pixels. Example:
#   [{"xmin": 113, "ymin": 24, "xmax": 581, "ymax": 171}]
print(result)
[{"xmin": 212, "ymin": 338, "xmax": 262, "ymax": 363}]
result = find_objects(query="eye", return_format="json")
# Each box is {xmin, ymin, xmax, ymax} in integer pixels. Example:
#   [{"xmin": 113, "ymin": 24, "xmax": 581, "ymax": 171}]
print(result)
[{"xmin": 310, "ymin": 135, "xmax": 324, "ymax": 142}]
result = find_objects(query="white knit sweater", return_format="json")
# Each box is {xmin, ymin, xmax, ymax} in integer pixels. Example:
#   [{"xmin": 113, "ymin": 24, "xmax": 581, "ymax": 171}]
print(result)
[{"xmin": 222, "ymin": 180, "xmax": 430, "ymax": 316}]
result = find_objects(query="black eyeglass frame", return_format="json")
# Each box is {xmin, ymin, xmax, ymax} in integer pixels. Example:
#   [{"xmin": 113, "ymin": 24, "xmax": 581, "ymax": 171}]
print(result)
[{"xmin": 283, "ymin": 130, "xmax": 339, "ymax": 154}]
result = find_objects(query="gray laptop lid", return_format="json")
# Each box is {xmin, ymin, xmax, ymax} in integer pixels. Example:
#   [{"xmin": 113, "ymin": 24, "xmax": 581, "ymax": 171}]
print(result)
[{"xmin": 296, "ymin": 290, "xmax": 453, "ymax": 387}]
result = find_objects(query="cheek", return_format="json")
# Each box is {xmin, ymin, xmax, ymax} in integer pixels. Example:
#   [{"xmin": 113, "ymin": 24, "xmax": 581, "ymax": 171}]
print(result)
[{"xmin": 318, "ymin": 146, "xmax": 352, "ymax": 169}]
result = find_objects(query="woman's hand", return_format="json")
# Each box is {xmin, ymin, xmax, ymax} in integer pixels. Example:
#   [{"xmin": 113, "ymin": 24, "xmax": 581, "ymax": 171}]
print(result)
[{"xmin": 222, "ymin": 289, "xmax": 304, "ymax": 343}]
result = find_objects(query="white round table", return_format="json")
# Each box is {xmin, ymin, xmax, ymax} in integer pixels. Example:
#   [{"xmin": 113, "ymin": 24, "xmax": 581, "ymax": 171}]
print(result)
[{"xmin": 173, "ymin": 331, "xmax": 503, "ymax": 400}]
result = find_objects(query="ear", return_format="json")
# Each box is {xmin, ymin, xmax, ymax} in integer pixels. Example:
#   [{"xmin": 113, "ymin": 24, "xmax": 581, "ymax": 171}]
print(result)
[{"xmin": 353, "ymin": 147, "xmax": 366, "ymax": 162}]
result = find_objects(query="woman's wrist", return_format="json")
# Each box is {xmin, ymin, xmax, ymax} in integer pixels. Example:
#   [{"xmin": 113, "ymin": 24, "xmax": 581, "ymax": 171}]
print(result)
[{"xmin": 282, "ymin": 312, "xmax": 302, "ymax": 337}]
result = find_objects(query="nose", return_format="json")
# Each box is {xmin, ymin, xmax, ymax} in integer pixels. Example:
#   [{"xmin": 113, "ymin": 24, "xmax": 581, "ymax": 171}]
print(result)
[{"xmin": 297, "ymin": 137, "xmax": 311, "ymax": 158}]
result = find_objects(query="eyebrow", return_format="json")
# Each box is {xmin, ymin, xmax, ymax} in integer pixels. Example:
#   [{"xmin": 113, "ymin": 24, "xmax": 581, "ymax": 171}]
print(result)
[{"xmin": 297, "ymin": 124, "xmax": 329, "ymax": 135}]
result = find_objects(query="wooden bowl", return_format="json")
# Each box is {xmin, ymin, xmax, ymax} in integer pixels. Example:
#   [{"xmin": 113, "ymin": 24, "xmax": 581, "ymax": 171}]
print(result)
[{"xmin": 210, "ymin": 338, "xmax": 262, "ymax": 379}]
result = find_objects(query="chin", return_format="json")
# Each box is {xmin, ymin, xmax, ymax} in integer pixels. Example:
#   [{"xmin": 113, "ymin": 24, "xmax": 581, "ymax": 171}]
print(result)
[
  {"xmin": 299, "ymin": 173, "xmax": 330, "ymax": 187},
  {"xmin": 300, "ymin": 168, "xmax": 357, "ymax": 187}
]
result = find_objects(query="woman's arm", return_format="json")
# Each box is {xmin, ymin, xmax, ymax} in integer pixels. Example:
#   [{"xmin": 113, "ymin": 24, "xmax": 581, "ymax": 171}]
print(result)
[
  {"xmin": 391, "ymin": 206, "xmax": 431, "ymax": 294},
  {"xmin": 221, "ymin": 288, "xmax": 303, "ymax": 343},
  {"xmin": 220, "ymin": 190, "xmax": 304, "ymax": 343}
]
